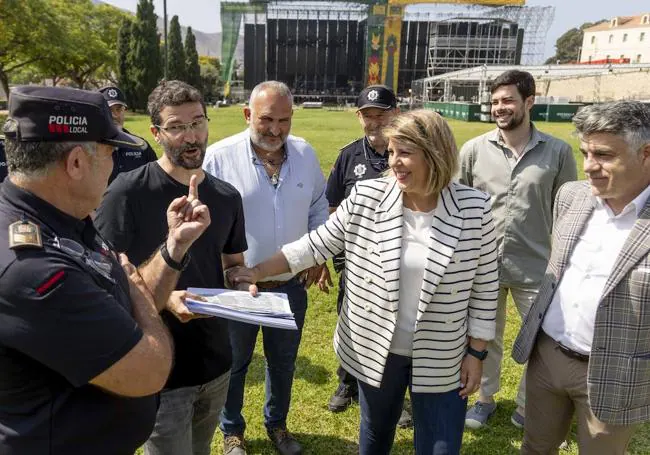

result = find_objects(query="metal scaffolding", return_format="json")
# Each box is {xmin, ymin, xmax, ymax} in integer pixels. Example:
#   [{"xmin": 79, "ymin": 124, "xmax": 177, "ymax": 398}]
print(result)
[
  {"xmin": 427, "ymin": 18, "xmax": 522, "ymax": 77},
  {"xmin": 404, "ymin": 4, "xmax": 554, "ymax": 65},
  {"xmin": 411, "ymin": 62, "xmax": 650, "ymax": 104}
]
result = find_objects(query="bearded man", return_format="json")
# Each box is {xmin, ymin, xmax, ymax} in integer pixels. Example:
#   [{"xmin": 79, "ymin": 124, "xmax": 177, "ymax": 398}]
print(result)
[
  {"xmin": 203, "ymin": 80, "xmax": 329, "ymax": 455},
  {"xmin": 95, "ymin": 80, "xmax": 250, "ymax": 455},
  {"xmin": 458, "ymin": 70, "xmax": 577, "ymax": 429}
]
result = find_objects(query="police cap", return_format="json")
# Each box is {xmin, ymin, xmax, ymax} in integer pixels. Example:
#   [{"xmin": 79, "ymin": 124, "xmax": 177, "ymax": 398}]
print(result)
[
  {"xmin": 98, "ymin": 85, "xmax": 127, "ymax": 108},
  {"xmin": 2, "ymin": 85, "xmax": 146, "ymax": 150},
  {"xmin": 357, "ymin": 85, "xmax": 397, "ymax": 110}
]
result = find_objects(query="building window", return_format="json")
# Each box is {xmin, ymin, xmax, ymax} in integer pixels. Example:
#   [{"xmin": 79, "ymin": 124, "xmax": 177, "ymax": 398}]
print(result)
[
  {"xmin": 638, "ymin": 54, "xmax": 643, "ymax": 63},
  {"xmin": 591, "ymin": 36, "xmax": 596, "ymax": 44},
  {"xmin": 623, "ymin": 33, "xmax": 628, "ymax": 42},
  {"xmin": 641, "ymin": 32, "xmax": 646, "ymax": 42},
  {"xmin": 609, "ymin": 34, "xmax": 614, "ymax": 43},
  {"xmin": 606, "ymin": 55, "xmax": 611, "ymax": 62},
  {"xmin": 611, "ymin": 18, "xmax": 617, "ymax": 27},
  {"xmin": 620, "ymin": 54, "xmax": 625, "ymax": 60},
  {"xmin": 643, "ymin": 15, "xmax": 649, "ymax": 25}
]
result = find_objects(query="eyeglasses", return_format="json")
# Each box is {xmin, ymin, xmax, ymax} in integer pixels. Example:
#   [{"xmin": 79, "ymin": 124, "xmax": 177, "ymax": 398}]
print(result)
[
  {"xmin": 363, "ymin": 143, "xmax": 389, "ymax": 171},
  {"xmin": 51, "ymin": 237, "xmax": 115, "ymax": 284},
  {"xmin": 155, "ymin": 117, "xmax": 209, "ymax": 137}
]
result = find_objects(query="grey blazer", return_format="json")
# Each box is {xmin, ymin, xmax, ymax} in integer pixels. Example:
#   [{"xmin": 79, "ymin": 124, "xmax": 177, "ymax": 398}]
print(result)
[{"xmin": 513, "ymin": 181, "xmax": 650, "ymax": 425}]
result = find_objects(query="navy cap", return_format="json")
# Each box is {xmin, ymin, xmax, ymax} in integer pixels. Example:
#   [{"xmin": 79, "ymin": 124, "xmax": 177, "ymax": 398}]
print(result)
[
  {"xmin": 2, "ymin": 86, "xmax": 146, "ymax": 150},
  {"xmin": 98, "ymin": 85, "xmax": 127, "ymax": 107},
  {"xmin": 357, "ymin": 85, "xmax": 397, "ymax": 110}
]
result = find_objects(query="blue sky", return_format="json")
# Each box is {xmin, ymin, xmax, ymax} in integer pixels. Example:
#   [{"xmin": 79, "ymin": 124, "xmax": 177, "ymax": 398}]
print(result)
[{"xmin": 104, "ymin": 0, "xmax": 648, "ymax": 59}]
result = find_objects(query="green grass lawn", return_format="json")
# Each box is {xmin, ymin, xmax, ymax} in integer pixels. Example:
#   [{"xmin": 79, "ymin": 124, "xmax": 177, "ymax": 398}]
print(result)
[{"xmin": 126, "ymin": 107, "xmax": 648, "ymax": 454}]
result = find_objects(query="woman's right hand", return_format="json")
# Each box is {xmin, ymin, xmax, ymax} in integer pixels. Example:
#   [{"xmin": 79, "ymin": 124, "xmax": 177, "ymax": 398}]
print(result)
[{"xmin": 227, "ymin": 266, "xmax": 261, "ymax": 296}]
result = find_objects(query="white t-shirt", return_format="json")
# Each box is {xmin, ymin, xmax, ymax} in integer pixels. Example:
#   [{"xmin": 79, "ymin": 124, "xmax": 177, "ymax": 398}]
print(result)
[{"xmin": 390, "ymin": 206, "xmax": 435, "ymax": 356}]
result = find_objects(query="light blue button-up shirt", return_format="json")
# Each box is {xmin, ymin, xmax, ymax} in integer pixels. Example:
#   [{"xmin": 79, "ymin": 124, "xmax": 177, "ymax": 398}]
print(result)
[{"xmin": 204, "ymin": 129, "xmax": 328, "ymax": 280}]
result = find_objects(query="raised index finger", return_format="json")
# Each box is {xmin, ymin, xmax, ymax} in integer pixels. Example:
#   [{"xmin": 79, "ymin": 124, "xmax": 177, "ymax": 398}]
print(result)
[{"xmin": 188, "ymin": 174, "xmax": 198, "ymax": 201}]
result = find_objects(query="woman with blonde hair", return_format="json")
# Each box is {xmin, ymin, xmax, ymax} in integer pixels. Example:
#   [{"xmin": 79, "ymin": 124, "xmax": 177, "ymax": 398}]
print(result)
[{"xmin": 230, "ymin": 110, "xmax": 498, "ymax": 454}]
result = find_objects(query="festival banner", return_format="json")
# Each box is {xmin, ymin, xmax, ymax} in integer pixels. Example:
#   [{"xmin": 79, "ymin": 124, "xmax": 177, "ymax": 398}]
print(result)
[
  {"xmin": 220, "ymin": 3, "xmax": 265, "ymax": 97},
  {"xmin": 380, "ymin": 5, "xmax": 403, "ymax": 92},
  {"xmin": 365, "ymin": 5, "xmax": 386, "ymax": 86}
]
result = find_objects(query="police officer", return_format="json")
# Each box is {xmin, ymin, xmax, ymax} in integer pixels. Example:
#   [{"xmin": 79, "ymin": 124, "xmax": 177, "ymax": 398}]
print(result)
[
  {"xmin": 98, "ymin": 85, "xmax": 157, "ymax": 184},
  {"xmin": 0, "ymin": 135, "xmax": 7, "ymax": 182},
  {"xmin": 325, "ymin": 85, "xmax": 404, "ymax": 413},
  {"xmin": 0, "ymin": 85, "xmax": 211, "ymax": 454}
]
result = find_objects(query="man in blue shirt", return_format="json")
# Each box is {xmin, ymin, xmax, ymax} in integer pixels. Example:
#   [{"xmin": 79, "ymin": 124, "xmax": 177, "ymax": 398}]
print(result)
[{"xmin": 204, "ymin": 80, "xmax": 329, "ymax": 455}]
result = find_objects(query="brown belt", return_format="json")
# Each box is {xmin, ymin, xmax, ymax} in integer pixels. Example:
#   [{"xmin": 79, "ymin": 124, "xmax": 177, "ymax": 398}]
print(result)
[{"xmin": 257, "ymin": 278, "xmax": 293, "ymax": 289}]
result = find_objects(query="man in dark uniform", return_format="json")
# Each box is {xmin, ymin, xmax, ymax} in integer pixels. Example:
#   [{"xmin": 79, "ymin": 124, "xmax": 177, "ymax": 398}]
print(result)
[
  {"xmin": 0, "ymin": 85, "xmax": 211, "ymax": 454},
  {"xmin": 325, "ymin": 85, "xmax": 409, "ymax": 418},
  {"xmin": 98, "ymin": 85, "xmax": 158, "ymax": 184},
  {"xmin": 0, "ymin": 135, "xmax": 6, "ymax": 182}
]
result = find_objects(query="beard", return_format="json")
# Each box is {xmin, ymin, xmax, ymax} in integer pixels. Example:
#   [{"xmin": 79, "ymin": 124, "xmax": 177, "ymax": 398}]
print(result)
[
  {"xmin": 493, "ymin": 108, "xmax": 526, "ymax": 131},
  {"xmin": 250, "ymin": 128, "xmax": 287, "ymax": 153},
  {"xmin": 163, "ymin": 139, "xmax": 207, "ymax": 170}
]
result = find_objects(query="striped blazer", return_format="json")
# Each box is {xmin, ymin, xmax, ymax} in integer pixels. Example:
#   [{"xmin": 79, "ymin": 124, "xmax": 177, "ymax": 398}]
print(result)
[
  {"xmin": 513, "ymin": 181, "xmax": 650, "ymax": 425},
  {"xmin": 282, "ymin": 177, "xmax": 499, "ymax": 392}
]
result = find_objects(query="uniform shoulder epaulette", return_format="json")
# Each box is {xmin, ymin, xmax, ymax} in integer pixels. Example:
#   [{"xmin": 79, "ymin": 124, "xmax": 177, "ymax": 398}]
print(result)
[
  {"xmin": 8, "ymin": 220, "xmax": 43, "ymax": 250},
  {"xmin": 339, "ymin": 138, "xmax": 363, "ymax": 152}
]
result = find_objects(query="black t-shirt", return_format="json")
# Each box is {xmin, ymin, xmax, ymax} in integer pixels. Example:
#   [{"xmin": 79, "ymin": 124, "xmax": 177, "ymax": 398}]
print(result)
[
  {"xmin": 326, "ymin": 137, "xmax": 389, "ymax": 271},
  {"xmin": 94, "ymin": 162, "xmax": 247, "ymax": 389},
  {"xmin": 0, "ymin": 137, "xmax": 7, "ymax": 182},
  {"xmin": 0, "ymin": 180, "xmax": 157, "ymax": 455},
  {"xmin": 108, "ymin": 128, "xmax": 158, "ymax": 185}
]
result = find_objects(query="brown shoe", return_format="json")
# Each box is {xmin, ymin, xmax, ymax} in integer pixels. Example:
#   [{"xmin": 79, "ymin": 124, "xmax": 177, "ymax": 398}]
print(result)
[
  {"xmin": 267, "ymin": 427, "xmax": 303, "ymax": 455},
  {"xmin": 224, "ymin": 434, "xmax": 247, "ymax": 455}
]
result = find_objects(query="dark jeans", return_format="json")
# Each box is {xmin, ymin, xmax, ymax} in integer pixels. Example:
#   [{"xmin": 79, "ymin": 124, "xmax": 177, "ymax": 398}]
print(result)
[
  {"xmin": 219, "ymin": 278, "xmax": 307, "ymax": 435},
  {"xmin": 358, "ymin": 353, "xmax": 467, "ymax": 455}
]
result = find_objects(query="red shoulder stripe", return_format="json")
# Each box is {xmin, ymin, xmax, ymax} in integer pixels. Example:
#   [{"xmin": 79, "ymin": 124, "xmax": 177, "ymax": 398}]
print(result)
[{"xmin": 36, "ymin": 270, "xmax": 66, "ymax": 295}]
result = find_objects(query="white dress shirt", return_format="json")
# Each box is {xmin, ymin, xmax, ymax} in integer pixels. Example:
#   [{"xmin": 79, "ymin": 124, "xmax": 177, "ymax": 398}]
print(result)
[{"xmin": 542, "ymin": 184, "xmax": 650, "ymax": 354}]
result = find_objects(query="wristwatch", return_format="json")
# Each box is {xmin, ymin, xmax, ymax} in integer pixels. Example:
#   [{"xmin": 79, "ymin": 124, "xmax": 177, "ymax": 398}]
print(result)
[
  {"xmin": 160, "ymin": 242, "xmax": 191, "ymax": 271},
  {"xmin": 466, "ymin": 346, "xmax": 488, "ymax": 361}
]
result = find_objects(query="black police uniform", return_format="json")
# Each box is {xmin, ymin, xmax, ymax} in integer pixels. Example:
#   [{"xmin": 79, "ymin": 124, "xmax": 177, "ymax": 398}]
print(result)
[
  {"xmin": 109, "ymin": 129, "xmax": 157, "ymax": 184},
  {"xmin": 325, "ymin": 137, "xmax": 389, "ymax": 390},
  {"xmin": 326, "ymin": 136, "xmax": 389, "ymax": 278},
  {"xmin": 0, "ymin": 136, "xmax": 7, "ymax": 182},
  {"xmin": 0, "ymin": 84, "xmax": 152, "ymax": 454},
  {"xmin": 0, "ymin": 180, "xmax": 158, "ymax": 455}
]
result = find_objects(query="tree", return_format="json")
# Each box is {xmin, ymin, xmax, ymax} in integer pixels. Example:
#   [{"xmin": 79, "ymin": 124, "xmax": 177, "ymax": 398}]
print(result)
[
  {"xmin": 184, "ymin": 27, "xmax": 201, "ymax": 90},
  {"xmin": 117, "ymin": 19, "xmax": 136, "ymax": 104},
  {"xmin": 545, "ymin": 20, "xmax": 605, "ymax": 64},
  {"xmin": 0, "ymin": 0, "xmax": 65, "ymax": 97},
  {"xmin": 130, "ymin": 0, "xmax": 162, "ymax": 110},
  {"xmin": 167, "ymin": 15, "xmax": 185, "ymax": 81},
  {"xmin": 56, "ymin": 1, "xmax": 128, "ymax": 88},
  {"xmin": 200, "ymin": 57, "xmax": 221, "ymax": 101}
]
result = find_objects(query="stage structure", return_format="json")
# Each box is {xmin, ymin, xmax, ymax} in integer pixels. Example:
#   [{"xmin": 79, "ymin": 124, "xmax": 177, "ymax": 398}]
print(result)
[{"xmin": 219, "ymin": 0, "xmax": 553, "ymax": 99}]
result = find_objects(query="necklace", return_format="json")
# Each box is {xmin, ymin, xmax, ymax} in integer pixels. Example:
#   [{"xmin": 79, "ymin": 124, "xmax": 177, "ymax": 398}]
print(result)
[{"xmin": 255, "ymin": 150, "xmax": 287, "ymax": 187}]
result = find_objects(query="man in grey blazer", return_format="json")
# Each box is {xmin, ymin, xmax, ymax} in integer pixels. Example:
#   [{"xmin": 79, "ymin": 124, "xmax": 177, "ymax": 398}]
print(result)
[{"xmin": 512, "ymin": 100, "xmax": 650, "ymax": 454}]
